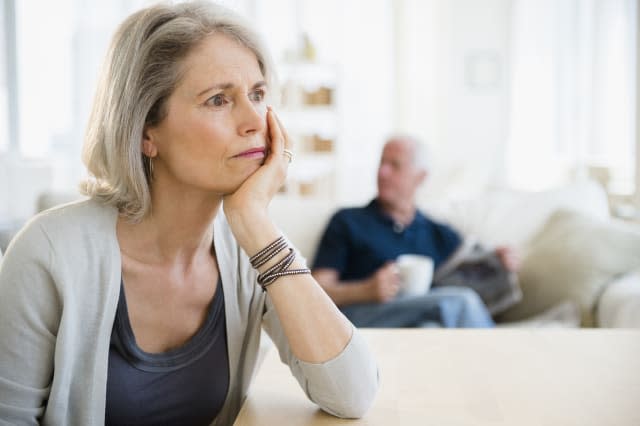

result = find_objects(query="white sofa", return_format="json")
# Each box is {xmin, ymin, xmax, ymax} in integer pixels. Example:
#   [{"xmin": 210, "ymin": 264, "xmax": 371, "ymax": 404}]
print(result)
[
  {"xmin": 4, "ymin": 180, "xmax": 640, "ymax": 328},
  {"xmin": 269, "ymin": 180, "xmax": 640, "ymax": 328}
]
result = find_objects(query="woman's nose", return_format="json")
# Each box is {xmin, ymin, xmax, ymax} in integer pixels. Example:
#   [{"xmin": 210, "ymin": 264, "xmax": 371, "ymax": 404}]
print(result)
[{"xmin": 236, "ymin": 98, "xmax": 266, "ymax": 136}]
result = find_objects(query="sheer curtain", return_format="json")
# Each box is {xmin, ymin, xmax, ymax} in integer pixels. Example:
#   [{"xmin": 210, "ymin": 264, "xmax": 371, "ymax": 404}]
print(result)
[
  {"xmin": 506, "ymin": 0, "xmax": 637, "ymax": 193},
  {"xmin": 0, "ymin": 0, "xmax": 18, "ymax": 154},
  {"xmin": 11, "ymin": 0, "xmax": 249, "ymax": 187}
]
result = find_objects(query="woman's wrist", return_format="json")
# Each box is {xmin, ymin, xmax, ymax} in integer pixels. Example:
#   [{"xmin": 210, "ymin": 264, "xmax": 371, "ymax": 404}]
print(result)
[{"xmin": 225, "ymin": 208, "xmax": 280, "ymax": 257}]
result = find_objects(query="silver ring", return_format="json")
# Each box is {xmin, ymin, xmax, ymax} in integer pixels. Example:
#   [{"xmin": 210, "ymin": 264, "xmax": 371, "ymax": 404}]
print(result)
[{"xmin": 283, "ymin": 149, "xmax": 293, "ymax": 163}]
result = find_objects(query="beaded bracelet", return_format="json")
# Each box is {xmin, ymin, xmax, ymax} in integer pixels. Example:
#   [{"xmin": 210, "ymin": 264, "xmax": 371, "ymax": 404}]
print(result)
[
  {"xmin": 260, "ymin": 267, "xmax": 312, "ymax": 291},
  {"xmin": 252, "ymin": 238, "xmax": 311, "ymax": 291},
  {"xmin": 258, "ymin": 248, "xmax": 295, "ymax": 279},
  {"xmin": 249, "ymin": 236, "xmax": 288, "ymax": 269}
]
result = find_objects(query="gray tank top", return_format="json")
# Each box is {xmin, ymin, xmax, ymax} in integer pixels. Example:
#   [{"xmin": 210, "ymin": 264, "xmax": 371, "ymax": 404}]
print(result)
[{"xmin": 105, "ymin": 279, "xmax": 229, "ymax": 425}]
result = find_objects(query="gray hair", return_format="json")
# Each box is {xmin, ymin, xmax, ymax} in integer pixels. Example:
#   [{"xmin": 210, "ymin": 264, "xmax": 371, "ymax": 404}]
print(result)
[
  {"xmin": 385, "ymin": 134, "xmax": 431, "ymax": 172},
  {"xmin": 81, "ymin": 1, "xmax": 276, "ymax": 222}
]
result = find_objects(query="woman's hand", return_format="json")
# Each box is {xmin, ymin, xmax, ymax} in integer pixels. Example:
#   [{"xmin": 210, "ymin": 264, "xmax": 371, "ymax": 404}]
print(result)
[
  {"xmin": 223, "ymin": 106, "xmax": 290, "ymax": 217},
  {"xmin": 223, "ymin": 106, "xmax": 291, "ymax": 254}
]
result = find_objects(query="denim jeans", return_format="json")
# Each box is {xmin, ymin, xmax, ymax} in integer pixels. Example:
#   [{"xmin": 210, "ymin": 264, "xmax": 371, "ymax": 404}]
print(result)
[{"xmin": 340, "ymin": 286, "xmax": 494, "ymax": 328}]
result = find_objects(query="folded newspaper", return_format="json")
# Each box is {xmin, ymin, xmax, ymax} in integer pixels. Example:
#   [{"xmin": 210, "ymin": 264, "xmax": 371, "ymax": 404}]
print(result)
[{"xmin": 433, "ymin": 237, "xmax": 522, "ymax": 316}]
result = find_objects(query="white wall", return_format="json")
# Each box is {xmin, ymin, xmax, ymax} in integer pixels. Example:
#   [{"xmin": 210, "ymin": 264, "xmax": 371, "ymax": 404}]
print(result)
[
  {"xmin": 335, "ymin": 0, "xmax": 395, "ymax": 205},
  {"xmin": 394, "ymin": 0, "xmax": 512, "ymax": 201}
]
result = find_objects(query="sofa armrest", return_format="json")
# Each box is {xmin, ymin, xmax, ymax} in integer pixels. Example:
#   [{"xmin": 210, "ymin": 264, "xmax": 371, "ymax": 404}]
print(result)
[{"xmin": 597, "ymin": 269, "xmax": 640, "ymax": 328}]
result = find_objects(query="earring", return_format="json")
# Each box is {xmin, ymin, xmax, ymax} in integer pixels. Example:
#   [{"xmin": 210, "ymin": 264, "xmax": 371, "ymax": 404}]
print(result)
[{"xmin": 144, "ymin": 155, "xmax": 154, "ymax": 181}]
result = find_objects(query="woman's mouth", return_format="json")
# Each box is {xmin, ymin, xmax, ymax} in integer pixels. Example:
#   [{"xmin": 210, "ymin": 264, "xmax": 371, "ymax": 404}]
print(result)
[{"xmin": 235, "ymin": 147, "xmax": 266, "ymax": 159}]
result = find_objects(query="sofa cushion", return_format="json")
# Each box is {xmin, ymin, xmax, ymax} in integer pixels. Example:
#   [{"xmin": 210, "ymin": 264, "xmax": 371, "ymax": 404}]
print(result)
[
  {"xmin": 498, "ymin": 209, "xmax": 640, "ymax": 326},
  {"xmin": 269, "ymin": 197, "xmax": 339, "ymax": 262},
  {"xmin": 423, "ymin": 180, "xmax": 610, "ymax": 250}
]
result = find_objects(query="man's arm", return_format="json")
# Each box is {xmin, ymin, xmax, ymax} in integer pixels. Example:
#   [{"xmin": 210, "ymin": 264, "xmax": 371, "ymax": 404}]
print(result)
[{"xmin": 313, "ymin": 263, "xmax": 400, "ymax": 307}]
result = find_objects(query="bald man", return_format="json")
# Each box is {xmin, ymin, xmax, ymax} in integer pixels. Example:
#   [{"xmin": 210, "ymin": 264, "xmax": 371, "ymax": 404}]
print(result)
[{"xmin": 312, "ymin": 136, "xmax": 517, "ymax": 328}]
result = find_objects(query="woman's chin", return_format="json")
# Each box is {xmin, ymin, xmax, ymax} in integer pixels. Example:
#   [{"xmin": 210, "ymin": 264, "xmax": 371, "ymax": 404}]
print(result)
[{"xmin": 231, "ymin": 165, "xmax": 262, "ymax": 190}]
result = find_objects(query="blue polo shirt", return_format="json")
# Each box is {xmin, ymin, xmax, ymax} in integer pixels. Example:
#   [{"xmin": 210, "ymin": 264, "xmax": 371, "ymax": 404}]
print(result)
[{"xmin": 313, "ymin": 199, "xmax": 462, "ymax": 281}]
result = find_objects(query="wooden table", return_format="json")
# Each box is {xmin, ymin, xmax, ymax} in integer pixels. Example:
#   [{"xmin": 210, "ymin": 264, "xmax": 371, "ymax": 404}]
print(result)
[{"xmin": 234, "ymin": 329, "xmax": 640, "ymax": 426}]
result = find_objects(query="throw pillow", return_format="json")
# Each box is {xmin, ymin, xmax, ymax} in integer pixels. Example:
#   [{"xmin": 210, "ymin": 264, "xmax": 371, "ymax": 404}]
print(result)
[{"xmin": 497, "ymin": 209, "xmax": 640, "ymax": 326}]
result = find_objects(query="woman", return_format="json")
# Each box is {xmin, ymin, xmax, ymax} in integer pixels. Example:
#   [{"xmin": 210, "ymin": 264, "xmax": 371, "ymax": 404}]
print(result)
[{"xmin": 0, "ymin": 2, "xmax": 378, "ymax": 425}]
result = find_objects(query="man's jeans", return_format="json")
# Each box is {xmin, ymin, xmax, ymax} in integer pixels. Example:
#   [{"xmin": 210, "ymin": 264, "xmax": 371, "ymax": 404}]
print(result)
[{"xmin": 340, "ymin": 286, "xmax": 494, "ymax": 328}]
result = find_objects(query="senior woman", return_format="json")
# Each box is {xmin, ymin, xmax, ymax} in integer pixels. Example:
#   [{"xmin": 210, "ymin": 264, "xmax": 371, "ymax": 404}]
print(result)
[{"xmin": 0, "ymin": 2, "xmax": 378, "ymax": 425}]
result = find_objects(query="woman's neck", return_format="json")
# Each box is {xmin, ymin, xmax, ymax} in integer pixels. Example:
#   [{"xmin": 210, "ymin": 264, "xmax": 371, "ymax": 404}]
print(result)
[{"xmin": 117, "ymin": 188, "xmax": 222, "ymax": 267}]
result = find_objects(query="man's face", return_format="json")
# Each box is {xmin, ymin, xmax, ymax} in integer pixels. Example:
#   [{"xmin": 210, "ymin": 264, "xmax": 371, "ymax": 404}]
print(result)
[{"xmin": 377, "ymin": 140, "xmax": 424, "ymax": 207}]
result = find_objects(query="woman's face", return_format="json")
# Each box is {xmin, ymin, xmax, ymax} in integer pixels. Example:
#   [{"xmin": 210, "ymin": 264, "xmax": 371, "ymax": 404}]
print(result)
[{"xmin": 145, "ymin": 34, "xmax": 269, "ymax": 196}]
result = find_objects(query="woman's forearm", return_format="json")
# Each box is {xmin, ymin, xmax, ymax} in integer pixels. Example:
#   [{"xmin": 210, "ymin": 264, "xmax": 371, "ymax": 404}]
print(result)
[
  {"xmin": 227, "ymin": 212, "xmax": 352, "ymax": 363},
  {"xmin": 264, "ymin": 268, "xmax": 353, "ymax": 363}
]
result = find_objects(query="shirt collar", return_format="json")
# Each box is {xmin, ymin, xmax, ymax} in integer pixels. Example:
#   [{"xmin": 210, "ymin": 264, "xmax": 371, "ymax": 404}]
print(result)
[{"xmin": 368, "ymin": 198, "xmax": 426, "ymax": 233}]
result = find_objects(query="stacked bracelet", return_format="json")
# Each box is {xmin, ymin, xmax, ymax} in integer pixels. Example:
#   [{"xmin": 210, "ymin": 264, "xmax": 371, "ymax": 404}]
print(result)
[
  {"xmin": 250, "ymin": 236, "xmax": 311, "ymax": 291},
  {"xmin": 249, "ymin": 236, "xmax": 288, "ymax": 268}
]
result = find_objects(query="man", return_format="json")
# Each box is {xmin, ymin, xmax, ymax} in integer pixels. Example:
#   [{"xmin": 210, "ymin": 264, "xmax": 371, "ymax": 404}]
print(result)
[{"xmin": 312, "ymin": 135, "xmax": 518, "ymax": 328}]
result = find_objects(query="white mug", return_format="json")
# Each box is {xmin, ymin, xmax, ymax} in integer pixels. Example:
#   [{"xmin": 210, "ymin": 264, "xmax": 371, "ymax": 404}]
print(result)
[{"xmin": 396, "ymin": 254, "xmax": 434, "ymax": 297}]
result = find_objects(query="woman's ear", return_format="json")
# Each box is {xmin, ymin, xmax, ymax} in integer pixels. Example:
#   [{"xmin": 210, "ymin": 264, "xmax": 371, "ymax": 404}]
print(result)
[{"xmin": 142, "ymin": 129, "xmax": 157, "ymax": 158}]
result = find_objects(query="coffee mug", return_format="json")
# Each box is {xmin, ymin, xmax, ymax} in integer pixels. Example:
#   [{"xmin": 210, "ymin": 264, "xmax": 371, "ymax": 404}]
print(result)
[{"xmin": 396, "ymin": 254, "xmax": 434, "ymax": 297}]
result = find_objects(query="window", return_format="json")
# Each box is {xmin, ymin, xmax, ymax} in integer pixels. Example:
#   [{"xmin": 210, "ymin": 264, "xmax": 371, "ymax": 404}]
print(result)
[
  {"xmin": 506, "ymin": 0, "xmax": 637, "ymax": 195},
  {"xmin": 8, "ymin": 0, "xmax": 154, "ymax": 187},
  {"xmin": 0, "ymin": 0, "xmax": 10, "ymax": 152},
  {"xmin": 7, "ymin": 0, "xmax": 249, "ymax": 188}
]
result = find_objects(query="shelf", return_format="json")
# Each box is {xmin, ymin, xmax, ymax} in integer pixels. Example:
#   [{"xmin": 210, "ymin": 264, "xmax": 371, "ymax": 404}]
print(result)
[
  {"xmin": 276, "ymin": 60, "xmax": 341, "ymax": 199},
  {"xmin": 278, "ymin": 109, "xmax": 338, "ymax": 135},
  {"xmin": 278, "ymin": 62, "xmax": 339, "ymax": 87},
  {"xmin": 288, "ymin": 153, "xmax": 335, "ymax": 182}
]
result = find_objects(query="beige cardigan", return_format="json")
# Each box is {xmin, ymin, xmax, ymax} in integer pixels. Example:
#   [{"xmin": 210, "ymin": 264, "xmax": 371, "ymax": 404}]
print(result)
[{"xmin": 0, "ymin": 200, "xmax": 378, "ymax": 426}]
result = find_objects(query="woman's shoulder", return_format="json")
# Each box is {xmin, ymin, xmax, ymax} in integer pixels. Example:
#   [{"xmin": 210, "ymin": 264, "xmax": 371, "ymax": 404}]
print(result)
[
  {"xmin": 7, "ymin": 199, "xmax": 118, "ymax": 256},
  {"xmin": 34, "ymin": 198, "xmax": 116, "ymax": 232}
]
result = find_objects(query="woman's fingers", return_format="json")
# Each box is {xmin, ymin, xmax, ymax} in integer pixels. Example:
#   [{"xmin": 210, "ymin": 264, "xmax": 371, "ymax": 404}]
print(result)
[
  {"xmin": 266, "ymin": 106, "xmax": 292, "ymax": 165},
  {"xmin": 271, "ymin": 108, "xmax": 291, "ymax": 150},
  {"xmin": 266, "ymin": 106, "xmax": 283, "ymax": 153}
]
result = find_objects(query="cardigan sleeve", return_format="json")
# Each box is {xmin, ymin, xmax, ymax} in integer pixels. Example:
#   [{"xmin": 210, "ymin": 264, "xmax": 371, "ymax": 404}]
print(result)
[
  {"xmin": 0, "ymin": 221, "xmax": 60, "ymax": 424},
  {"xmin": 261, "ymin": 300, "xmax": 379, "ymax": 418}
]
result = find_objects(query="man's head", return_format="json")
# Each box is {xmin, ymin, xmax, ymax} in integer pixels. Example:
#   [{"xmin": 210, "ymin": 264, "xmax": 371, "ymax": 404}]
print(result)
[{"xmin": 377, "ymin": 135, "xmax": 428, "ymax": 209}]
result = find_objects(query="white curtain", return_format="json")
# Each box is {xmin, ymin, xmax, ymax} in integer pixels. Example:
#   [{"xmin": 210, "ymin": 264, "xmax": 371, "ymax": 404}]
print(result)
[
  {"xmin": 506, "ymin": 0, "xmax": 637, "ymax": 193},
  {"xmin": 12, "ymin": 0, "xmax": 248, "ymax": 184}
]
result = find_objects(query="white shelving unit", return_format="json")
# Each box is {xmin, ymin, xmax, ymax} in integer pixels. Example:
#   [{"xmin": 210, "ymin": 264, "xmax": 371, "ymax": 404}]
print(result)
[{"xmin": 277, "ymin": 61, "xmax": 340, "ymax": 199}]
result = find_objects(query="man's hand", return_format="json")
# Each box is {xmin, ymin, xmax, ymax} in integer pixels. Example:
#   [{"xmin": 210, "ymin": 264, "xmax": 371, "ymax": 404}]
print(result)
[
  {"xmin": 495, "ymin": 246, "xmax": 520, "ymax": 272},
  {"xmin": 367, "ymin": 262, "xmax": 401, "ymax": 303}
]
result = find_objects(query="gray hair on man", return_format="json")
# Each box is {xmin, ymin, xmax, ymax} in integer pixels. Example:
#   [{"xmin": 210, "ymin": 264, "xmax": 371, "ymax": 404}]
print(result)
[
  {"xmin": 385, "ymin": 134, "xmax": 431, "ymax": 172},
  {"xmin": 81, "ymin": 1, "xmax": 276, "ymax": 222}
]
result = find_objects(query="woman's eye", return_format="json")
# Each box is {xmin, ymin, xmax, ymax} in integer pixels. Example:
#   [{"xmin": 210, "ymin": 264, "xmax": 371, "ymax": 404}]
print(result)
[
  {"xmin": 206, "ymin": 94, "xmax": 226, "ymax": 107},
  {"xmin": 249, "ymin": 89, "xmax": 265, "ymax": 103}
]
